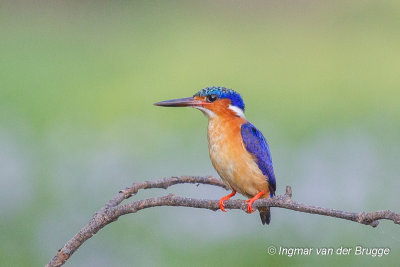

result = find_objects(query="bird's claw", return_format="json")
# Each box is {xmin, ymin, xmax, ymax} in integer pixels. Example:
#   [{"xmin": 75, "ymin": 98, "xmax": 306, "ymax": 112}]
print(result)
[
  {"xmin": 218, "ymin": 191, "xmax": 236, "ymax": 212},
  {"xmin": 245, "ymin": 199, "xmax": 255, "ymax": 213},
  {"xmin": 219, "ymin": 199, "xmax": 227, "ymax": 212},
  {"xmin": 245, "ymin": 191, "xmax": 266, "ymax": 214}
]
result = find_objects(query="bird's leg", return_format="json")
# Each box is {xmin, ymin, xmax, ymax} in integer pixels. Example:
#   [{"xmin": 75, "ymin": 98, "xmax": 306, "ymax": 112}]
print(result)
[
  {"xmin": 245, "ymin": 191, "xmax": 266, "ymax": 213},
  {"xmin": 219, "ymin": 191, "xmax": 236, "ymax": 212}
]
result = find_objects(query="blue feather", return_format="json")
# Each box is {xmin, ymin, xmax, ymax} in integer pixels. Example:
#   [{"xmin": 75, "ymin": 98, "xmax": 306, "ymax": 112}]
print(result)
[{"xmin": 241, "ymin": 122, "xmax": 276, "ymax": 196}]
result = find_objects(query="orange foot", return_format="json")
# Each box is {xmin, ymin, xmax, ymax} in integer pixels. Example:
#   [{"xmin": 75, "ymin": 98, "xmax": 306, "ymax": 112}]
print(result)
[
  {"xmin": 245, "ymin": 191, "xmax": 266, "ymax": 213},
  {"xmin": 219, "ymin": 191, "xmax": 236, "ymax": 212}
]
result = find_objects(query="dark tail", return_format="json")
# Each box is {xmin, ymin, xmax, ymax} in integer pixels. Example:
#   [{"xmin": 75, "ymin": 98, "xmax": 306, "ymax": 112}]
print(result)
[{"xmin": 259, "ymin": 207, "xmax": 271, "ymax": 225}]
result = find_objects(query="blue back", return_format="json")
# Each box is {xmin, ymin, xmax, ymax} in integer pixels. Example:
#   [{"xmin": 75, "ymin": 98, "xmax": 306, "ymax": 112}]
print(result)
[
  {"xmin": 241, "ymin": 122, "xmax": 276, "ymax": 196},
  {"xmin": 194, "ymin": 86, "xmax": 245, "ymax": 111}
]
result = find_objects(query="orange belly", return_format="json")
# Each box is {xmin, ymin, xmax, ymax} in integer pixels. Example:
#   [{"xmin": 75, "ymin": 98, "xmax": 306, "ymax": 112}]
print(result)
[{"xmin": 207, "ymin": 116, "xmax": 270, "ymax": 198}]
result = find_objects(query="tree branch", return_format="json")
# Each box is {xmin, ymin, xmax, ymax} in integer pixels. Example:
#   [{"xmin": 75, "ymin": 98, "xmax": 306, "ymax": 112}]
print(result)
[{"xmin": 46, "ymin": 176, "xmax": 400, "ymax": 267}]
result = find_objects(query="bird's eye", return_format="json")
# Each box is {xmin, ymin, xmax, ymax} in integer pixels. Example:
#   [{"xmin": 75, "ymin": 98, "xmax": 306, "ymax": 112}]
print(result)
[{"xmin": 206, "ymin": 94, "xmax": 218, "ymax": 102}]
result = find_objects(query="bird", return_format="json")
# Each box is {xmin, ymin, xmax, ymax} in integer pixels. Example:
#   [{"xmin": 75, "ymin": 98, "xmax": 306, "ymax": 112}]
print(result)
[{"xmin": 154, "ymin": 86, "xmax": 276, "ymax": 225}]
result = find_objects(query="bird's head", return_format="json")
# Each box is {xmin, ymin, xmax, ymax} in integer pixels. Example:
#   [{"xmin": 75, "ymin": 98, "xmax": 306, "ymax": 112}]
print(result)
[{"xmin": 154, "ymin": 86, "xmax": 245, "ymax": 119}]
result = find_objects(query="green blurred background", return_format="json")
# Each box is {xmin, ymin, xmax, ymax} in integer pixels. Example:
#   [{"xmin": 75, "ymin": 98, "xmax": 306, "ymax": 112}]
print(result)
[{"xmin": 1, "ymin": 1, "xmax": 399, "ymax": 266}]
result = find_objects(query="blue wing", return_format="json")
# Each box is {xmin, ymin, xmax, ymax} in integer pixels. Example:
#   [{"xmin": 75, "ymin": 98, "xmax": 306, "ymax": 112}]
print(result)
[{"xmin": 241, "ymin": 122, "xmax": 276, "ymax": 196}]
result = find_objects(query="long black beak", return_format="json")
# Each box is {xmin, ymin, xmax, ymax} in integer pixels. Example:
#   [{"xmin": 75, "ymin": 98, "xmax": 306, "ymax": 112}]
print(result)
[{"xmin": 154, "ymin": 97, "xmax": 203, "ymax": 107}]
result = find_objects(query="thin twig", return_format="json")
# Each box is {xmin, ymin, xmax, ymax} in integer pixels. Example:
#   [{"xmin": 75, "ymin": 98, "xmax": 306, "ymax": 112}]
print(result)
[{"xmin": 46, "ymin": 176, "xmax": 400, "ymax": 267}]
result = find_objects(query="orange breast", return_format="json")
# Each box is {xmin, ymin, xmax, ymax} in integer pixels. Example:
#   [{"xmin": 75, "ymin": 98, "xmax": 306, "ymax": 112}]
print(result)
[{"xmin": 207, "ymin": 116, "xmax": 270, "ymax": 198}]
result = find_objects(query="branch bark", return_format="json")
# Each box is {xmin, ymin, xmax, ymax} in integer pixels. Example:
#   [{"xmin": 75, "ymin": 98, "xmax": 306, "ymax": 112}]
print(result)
[{"xmin": 46, "ymin": 176, "xmax": 400, "ymax": 267}]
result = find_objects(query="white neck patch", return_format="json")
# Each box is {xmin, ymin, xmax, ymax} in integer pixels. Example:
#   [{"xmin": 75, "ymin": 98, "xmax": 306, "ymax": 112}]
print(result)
[
  {"xmin": 194, "ymin": 106, "xmax": 216, "ymax": 118},
  {"xmin": 229, "ymin": 105, "xmax": 245, "ymax": 118}
]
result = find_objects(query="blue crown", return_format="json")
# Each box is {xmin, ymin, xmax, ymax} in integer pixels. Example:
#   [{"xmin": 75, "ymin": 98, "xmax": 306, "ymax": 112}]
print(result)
[{"xmin": 194, "ymin": 86, "xmax": 245, "ymax": 111}]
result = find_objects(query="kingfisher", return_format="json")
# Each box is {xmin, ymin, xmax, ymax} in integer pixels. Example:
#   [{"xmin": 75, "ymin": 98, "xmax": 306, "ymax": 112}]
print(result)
[{"xmin": 154, "ymin": 86, "xmax": 276, "ymax": 225}]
